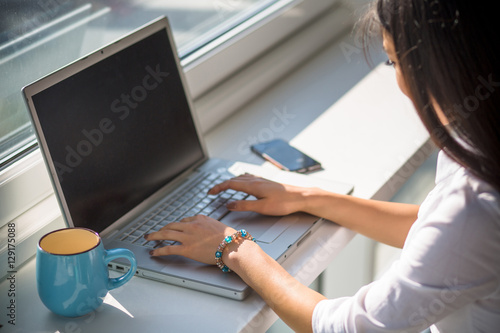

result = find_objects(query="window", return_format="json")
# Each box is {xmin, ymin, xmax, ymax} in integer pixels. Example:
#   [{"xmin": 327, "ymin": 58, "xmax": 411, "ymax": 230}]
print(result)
[
  {"xmin": 0, "ymin": 0, "xmax": 307, "ymax": 167},
  {"xmin": 0, "ymin": 0, "xmax": 345, "ymax": 275}
]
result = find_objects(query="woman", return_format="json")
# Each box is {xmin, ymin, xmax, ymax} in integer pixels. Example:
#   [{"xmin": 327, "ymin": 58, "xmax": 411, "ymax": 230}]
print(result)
[{"xmin": 145, "ymin": 0, "xmax": 500, "ymax": 331}]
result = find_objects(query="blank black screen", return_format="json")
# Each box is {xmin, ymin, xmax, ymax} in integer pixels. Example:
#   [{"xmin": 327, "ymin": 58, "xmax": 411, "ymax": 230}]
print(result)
[{"xmin": 32, "ymin": 29, "xmax": 205, "ymax": 232}]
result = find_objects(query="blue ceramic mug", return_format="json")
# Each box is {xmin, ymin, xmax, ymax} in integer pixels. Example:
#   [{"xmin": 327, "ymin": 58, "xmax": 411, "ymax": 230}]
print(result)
[{"xmin": 36, "ymin": 227, "xmax": 137, "ymax": 317}]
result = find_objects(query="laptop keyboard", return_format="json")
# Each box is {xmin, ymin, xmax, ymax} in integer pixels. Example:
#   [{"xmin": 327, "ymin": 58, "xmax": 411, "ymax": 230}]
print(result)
[{"xmin": 119, "ymin": 172, "xmax": 250, "ymax": 249}]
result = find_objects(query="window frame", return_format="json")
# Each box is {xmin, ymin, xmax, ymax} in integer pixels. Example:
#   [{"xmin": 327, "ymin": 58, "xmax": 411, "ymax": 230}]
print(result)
[{"xmin": 182, "ymin": 0, "xmax": 339, "ymax": 99}]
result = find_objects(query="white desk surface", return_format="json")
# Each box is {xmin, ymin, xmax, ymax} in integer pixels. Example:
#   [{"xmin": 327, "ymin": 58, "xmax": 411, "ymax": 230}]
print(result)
[{"xmin": 0, "ymin": 32, "xmax": 431, "ymax": 332}]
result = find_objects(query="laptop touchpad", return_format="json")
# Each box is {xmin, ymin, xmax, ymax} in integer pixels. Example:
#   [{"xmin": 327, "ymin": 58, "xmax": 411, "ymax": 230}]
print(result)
[
  {"xmin": 221, "ymin": 211, "xmax": 298, "ymax": 244},
  {"xmin": 257, "ymin": 215, "xmax": 299, "ymax": 243}
]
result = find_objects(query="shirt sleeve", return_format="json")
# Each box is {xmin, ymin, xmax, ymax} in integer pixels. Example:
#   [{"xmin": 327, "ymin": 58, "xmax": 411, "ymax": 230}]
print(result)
[{"xmin": 312, "ymin": 175, "xmax": 500, "ymax": 333}]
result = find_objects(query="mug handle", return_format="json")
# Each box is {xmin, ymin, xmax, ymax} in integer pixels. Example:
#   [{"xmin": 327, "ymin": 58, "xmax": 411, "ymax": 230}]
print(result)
[{"xmin": 104, "ymin": 248, "xmax": 138, "ymax": 290}]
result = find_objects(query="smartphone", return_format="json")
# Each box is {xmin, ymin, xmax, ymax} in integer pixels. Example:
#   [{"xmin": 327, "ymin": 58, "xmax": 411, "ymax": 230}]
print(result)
[{"xmin": 251, "ymin": 139, "xmax": 322, "ymax": 173}]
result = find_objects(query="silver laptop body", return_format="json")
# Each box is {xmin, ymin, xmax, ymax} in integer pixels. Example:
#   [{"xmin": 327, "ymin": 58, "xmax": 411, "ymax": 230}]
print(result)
[{"xmin": 23, "ymin": 16, "xmax": 353, "ymax": 300}]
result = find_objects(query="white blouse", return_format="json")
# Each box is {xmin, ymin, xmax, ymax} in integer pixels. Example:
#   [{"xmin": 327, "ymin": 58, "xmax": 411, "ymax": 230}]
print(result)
[{"xmin": 312, "ymin": 151, "xmax": 500, "ymax": 332}]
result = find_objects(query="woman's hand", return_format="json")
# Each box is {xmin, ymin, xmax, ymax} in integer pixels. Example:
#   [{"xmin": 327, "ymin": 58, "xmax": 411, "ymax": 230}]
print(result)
[
  {"xmin": 145, "ymin": 174, "xmax": 311, "ymax": 264},
  {"xmin": 208, "ymin": 174, "xmax": 309, "ymax": 216},
  {"xmin": 145, "ymin": 215, "xmax": 236, "ymax": 264}
]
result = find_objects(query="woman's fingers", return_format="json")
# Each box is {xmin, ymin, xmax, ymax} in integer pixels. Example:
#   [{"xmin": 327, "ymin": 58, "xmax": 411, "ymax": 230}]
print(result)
[
  {"xmin": 149, "ymin": 243, "xmax": 184, "ymax": 257},
  {"xmin": 208, "ymin": 174, "xmax": 261, "ymax": 195},
  {"xmin": 226, "ymin": 198, "xmax": 266, "ymax": 212},
  {"xmin": 144, "ymin": 227, "xmax": 186, "ymax": 257},
  {"xmin": 144, "ymin": 215, "xmax": 235, "ymax": 265},
  {"xmin": 209, "ymin": 174, "xmax": 303, "ymax": 216}
]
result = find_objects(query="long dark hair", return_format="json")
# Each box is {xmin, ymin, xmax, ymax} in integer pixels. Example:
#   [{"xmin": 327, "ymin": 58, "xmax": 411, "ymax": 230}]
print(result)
[{"xmin": 362, "ymin": 0, "xmax": 500, "ymax": 192}]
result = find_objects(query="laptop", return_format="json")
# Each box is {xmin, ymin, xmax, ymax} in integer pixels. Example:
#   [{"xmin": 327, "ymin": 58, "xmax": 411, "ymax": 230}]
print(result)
[{"xmin": 23, "ymin": 16, "xmax": 353, "ymax": 300}]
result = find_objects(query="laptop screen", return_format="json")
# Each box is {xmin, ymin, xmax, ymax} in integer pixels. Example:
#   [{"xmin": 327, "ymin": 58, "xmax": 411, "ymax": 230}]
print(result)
[{"xmin": 31, "ymin": 28, "xmax": 205, "ymax": 232}]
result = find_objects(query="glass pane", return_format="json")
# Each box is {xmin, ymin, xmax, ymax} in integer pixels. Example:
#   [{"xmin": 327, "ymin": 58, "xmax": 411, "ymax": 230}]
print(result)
[{"xmin": 0, "ymin": 0, "xmax": 281, "ymax": 166}]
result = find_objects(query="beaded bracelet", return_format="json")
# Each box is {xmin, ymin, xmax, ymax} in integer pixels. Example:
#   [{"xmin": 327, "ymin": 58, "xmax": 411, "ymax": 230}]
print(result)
[{"xmin": 215, "ymin": 229, "xmax": 256, "ymax": 273}]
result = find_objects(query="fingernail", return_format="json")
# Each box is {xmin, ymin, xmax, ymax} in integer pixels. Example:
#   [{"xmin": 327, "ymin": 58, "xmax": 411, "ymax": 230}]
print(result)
[
  {"xmin": 149, "ymin": 250, "xmax": 155, "ymax": 256},
  {"xmin": 144, "ymin": 234, "xmax": 150, "ymax": 240},
  {"xmin": 227, "ymin": 202, "xmax": 236, "ymax": 210}
]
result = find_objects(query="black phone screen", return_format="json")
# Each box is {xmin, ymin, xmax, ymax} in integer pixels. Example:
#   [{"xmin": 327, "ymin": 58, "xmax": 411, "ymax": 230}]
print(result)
[{"xmin": 251, "ymin": 139, "xmax": 321, "ymax": 173}]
